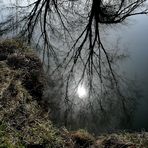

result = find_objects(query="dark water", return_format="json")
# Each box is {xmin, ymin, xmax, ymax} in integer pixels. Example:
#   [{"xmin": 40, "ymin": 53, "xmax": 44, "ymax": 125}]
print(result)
[
  {"xmin": 109, "ymin": 15, "xmax": 148, "ymax": 130},
  {"xmin": 1, "ymin": 0, "xmax": 148, "ymax": 131}
]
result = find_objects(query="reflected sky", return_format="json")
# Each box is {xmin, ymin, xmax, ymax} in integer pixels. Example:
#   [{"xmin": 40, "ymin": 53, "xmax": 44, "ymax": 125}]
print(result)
[
  {"xmin": 109, "ymin": 14, "xmax": 148, "ymax": 129},
  {"xmin": 0, "ymin": 0, "xmax": 148, "ymax": 130}
]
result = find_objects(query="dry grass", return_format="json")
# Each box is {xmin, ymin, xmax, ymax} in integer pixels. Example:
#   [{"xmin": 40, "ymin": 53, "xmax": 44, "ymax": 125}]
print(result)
[
  {"xmin": 70, "ymin": 129, "xmax": 95, "ymax": 148},
  {"xmin": 0, "ymin": 39, "xmax": 63, "ymax": 147},
  {"xmin": 94, "ymin": 132, "xmax": 148, "ymax": 148}
]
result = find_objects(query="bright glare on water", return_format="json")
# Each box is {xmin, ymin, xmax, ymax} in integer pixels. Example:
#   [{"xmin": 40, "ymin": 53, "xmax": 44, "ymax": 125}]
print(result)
[{"xmin": 77, "ymin": 84, "xmax": 87, "ymax": 98}]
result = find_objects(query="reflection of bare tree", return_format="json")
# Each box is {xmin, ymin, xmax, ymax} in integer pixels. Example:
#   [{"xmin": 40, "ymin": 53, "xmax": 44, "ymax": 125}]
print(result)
[{"xmin": 0, "ymin": 0, "xmax": 146, "ymax": 130}]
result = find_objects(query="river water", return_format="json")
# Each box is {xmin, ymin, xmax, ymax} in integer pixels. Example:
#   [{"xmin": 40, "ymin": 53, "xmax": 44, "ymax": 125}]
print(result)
[{"xmin": 1, "ymin": 0, "xmax": 148, "ymax": 131}]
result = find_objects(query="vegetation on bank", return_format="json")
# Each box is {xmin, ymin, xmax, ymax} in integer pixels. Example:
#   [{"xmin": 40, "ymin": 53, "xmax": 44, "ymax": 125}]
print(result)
[
  {"xmin": 0, "ymin": 39, "xmax": 148, "ymax": 148},
  {"xmin": 0, "ymin": 39, "xmax": 63, "ymax": 147}
]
